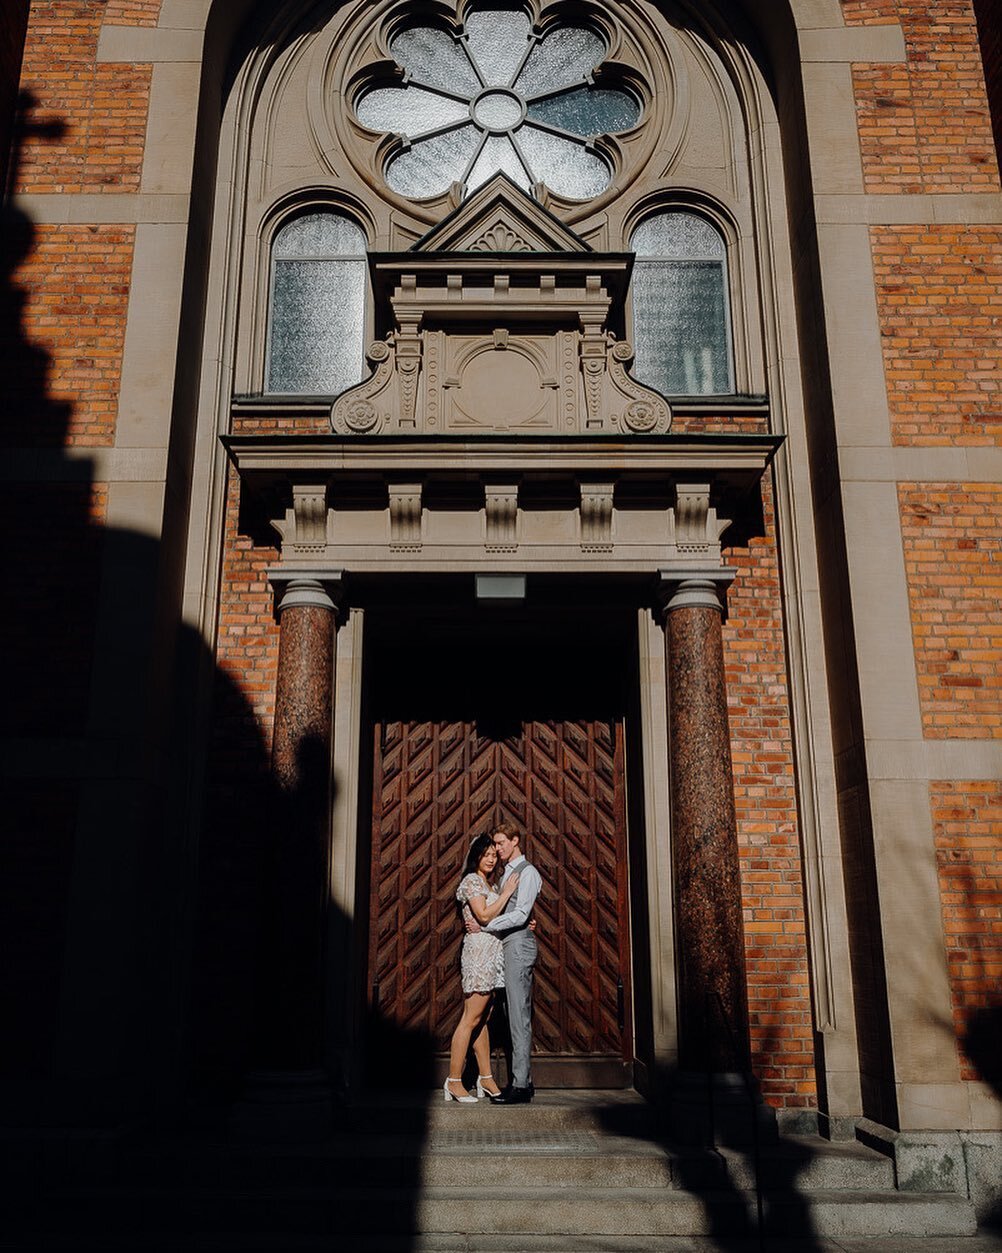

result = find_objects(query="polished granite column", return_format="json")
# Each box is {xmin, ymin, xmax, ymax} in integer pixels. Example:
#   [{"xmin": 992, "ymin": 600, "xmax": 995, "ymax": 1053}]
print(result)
[
  {"xmin": 664, "ymin": 575, "xmax": 749, "ymax": 1072},
  {"xmin": 268, "ymin": 577, "xmax": 338, "ymax": 1068},
  {"xmin": 233, "ymin": 576, "xmax": 339, "ymax": 1138},
  {"xmin": 661, "ymin": 576, "xmax": 766, "ymax": 1141}
]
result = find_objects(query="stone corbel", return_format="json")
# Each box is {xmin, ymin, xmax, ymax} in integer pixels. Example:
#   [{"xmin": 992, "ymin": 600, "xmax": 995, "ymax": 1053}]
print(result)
[
  {"xmin": 670, "ymin": 482, "xmax": 732, "ymax": 561},
  {"xmin": 388, "ymin": 482, "xmax": 423, "ymax": 552},
  {"xmin": 484, "ymin": 483, "xmax": 519, "ymax": 553},
  {"xmin": 580, "ymin": 482, "xmax": 615, "ymax": 552},
  {"xmin": 579, "ymin": 311, "xmax": 608, "ymax": 430},
  {"xmin": 395, "ymin": 314, "xmax": 422, "ymax": 429},
  {"xmin": 606, "ymin": 340, "xmax": 672, "ymax": 434},
  {"xmin": 271, "ymin": 482, "xmax": 331, "ymax": 558},
  {"xmin": 330, "ymin": 339, "xmax": 398, "ymax": 435}
]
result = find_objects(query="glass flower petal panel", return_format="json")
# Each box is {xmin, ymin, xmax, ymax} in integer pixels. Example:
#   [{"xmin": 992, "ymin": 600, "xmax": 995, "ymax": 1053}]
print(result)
[
  {"xmin": 525, "ymin": 87, "xmax": 640, "ymax": 138},
  {"xmin": 463, "ymin": 6, "xmax": 533, "ymax": 86},
  {"xmin": 513, "ymin": 27, "xmax": 606, "ymax": 98},
  {"xmin": 516, "ymin": 126, "xmax": 609, "ymax": 198},
  {"xmin": 355, "ymin": 85, "xmax": 470, "ymax": 138},
  {"xmin": 467, "ymin": 135, "xmax": 531, "ymax": 193},
  {"xmin": 389, "ymin": 26, "xmax": 481, "ymax": 96},
  {"xmin": 386, "ymin": 124, "xmax": 483, "ymax": 198},
  {"xmin": 356, "ymin": 10, "xmax": 643, "ymax": 201}
]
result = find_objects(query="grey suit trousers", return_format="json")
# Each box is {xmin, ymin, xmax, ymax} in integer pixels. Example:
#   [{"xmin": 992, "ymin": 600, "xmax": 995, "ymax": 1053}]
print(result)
[{"xmin": 502, "ymin": 928, "xmax": 538, "ymax": 1089}]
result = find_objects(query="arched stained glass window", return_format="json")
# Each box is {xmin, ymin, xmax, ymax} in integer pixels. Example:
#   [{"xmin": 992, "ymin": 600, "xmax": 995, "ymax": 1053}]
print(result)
[
  {"xmin": 354, "ymin": 7, "xmax": 641, "ymax": 201},
  {"xmin": 266, "ymin": 212, "xmax": 367, "ymax": 394},
  {"xmin": 631, "ymin": 212, "xmax": 734, "ymax": 396}
]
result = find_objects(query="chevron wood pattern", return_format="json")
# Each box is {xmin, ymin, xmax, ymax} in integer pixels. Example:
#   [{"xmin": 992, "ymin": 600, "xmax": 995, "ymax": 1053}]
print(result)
[{"xmin": 368, "ymin": 718, "xmax": 631, "ymax": 1074}]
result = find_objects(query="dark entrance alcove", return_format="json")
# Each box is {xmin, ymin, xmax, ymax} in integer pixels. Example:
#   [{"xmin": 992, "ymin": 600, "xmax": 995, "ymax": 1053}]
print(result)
[{"xmin": 358, "ymin": 584, "xmax": 640, "ymax": 1088}]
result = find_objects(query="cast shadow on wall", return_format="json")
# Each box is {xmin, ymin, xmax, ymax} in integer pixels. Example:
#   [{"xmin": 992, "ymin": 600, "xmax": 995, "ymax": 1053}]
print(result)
[{"xmin": 1, "ymin": 92, "xmax": 433, "ymax": 1250}]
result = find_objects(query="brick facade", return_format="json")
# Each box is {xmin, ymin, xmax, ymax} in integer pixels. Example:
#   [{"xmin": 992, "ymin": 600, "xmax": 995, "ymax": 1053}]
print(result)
[
  {"xmin": 3, "ymin": 0, "xmax": 999, "ymax": 1133},
  {"xmin": 933, "ymin": 780, "xmax": 1002, "ymax": 1080},
  {"xmin": 726, "ymin": 481, "xmax": 816, "ymax": 1108},
  {"xmin": 871, "ymin": 226, "xmax": 1002, "ymax": 447},
  {"xmin": 4, "ymin": 224, "xmax": 135, "ymax": 447},
  {"xmin": 851, "ymin": 2, "xmax": 1000, "ymax": 194},
  {"xmin": 15, "ymin": 2, "xmax": 151, "ymax": 195},
  {"xmin": 899, "ymin": 483, "xmax": 1002, "ymax": 738}
]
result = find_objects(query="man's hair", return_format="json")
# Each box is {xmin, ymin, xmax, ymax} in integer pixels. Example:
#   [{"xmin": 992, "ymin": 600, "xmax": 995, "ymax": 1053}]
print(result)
[{"xmin": 493, "ymin": 819, "xmax": 521, "ymax": 844}]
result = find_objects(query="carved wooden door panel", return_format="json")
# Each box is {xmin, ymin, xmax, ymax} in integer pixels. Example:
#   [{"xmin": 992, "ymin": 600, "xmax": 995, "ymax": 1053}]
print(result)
[{"xmin": 368, "ymin": 716, "xmax": 632, "ymax": 1086}]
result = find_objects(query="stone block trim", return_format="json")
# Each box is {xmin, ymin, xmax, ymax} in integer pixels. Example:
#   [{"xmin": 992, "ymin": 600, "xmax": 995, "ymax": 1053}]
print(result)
[
  {"xmin": 932, "ymin": 780, "xmax": 1002, "ymax": 1081},
  {"xmin": 899, "ymin": 484, "xmax": 1002, "ymax": 739},
  {"xmin": 850, "ymin": 2, "xmax": 1000, "ymax": 194},
  {"xmin": 725, "ymin": 478, "xmax": 817, "ymax": 1109},
  {"xmin": 871, "ymin": 226, "xmax": 1002, "ymax": 447},
  {"xmin": 104, "ymin": 1, "xmax": 164, "ymax": 26},
  {"xmin": 5, "ymin": 225, "xmax": 135, "ymax": 448},
  {"xmin": 15, "ymin": 1, "xmax": 151, "ymax": 194}
]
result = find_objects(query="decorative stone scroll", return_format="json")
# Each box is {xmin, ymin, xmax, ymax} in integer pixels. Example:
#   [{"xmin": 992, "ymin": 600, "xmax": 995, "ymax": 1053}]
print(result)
[{"xmin": 328, "ymin": 176, "xmax": 672, "ymax": 439}]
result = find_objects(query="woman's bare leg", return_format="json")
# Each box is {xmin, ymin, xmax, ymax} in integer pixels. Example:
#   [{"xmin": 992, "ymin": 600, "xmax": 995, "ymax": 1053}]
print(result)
[
  {"xmin": 472, "ymin": 1008, "xmax": 500, "ymax": 1095},
  {"xmin": 447, "ymin": 992, "xmax": 491, "ymax": 1095}
]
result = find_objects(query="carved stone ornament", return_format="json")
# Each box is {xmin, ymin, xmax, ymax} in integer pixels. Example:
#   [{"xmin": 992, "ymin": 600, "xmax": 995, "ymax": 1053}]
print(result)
[{"xmin": 329, "ymin": 176, "xmax": 671, "ymax": 439}]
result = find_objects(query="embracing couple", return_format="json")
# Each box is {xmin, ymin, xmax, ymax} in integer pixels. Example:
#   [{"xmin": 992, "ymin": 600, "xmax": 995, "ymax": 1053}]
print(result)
[{"xmin": 444, "ymin": 820, "xmax": 541, "ymax": 1105}]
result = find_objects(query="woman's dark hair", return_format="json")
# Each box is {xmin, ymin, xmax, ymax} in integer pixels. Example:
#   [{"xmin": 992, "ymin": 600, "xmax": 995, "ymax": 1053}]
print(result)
[{"xmin": 462, "ymin": 833, "xmax": 498, "ymax": 883}]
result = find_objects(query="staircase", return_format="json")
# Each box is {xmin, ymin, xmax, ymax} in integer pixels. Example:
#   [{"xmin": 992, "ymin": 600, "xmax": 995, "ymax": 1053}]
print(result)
[{"xmin": 3, "ymin": 1091, "xmax": 980, "ymax": 1249}]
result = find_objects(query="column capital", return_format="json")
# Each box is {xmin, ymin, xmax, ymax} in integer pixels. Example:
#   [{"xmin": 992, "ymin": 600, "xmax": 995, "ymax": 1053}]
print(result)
[
  {"xmin": 268, "ymin": 569, "xmax": 345, "ymax": 616},
  {"xmin": 656, "ymin": 567, "xmax": 737, "ymax": 617}
]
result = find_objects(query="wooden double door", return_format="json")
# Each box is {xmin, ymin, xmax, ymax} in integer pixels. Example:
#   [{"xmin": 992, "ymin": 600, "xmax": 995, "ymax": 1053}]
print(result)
[{"xmin": 365, "ymin": 615, "xmax": 634, "ymax": 1086}]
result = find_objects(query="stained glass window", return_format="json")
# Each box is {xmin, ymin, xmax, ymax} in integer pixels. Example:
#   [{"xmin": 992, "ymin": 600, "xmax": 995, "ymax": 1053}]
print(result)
[
  {"xmin": 630, "ymin": 212, "xmax": 734, "ymax": 396},
  {"xmin": 354, "ymin": 6, "xmax": 641, "ymax": 201},
  {"xmin": 266, "ymin": 212, "xmax": 367, "ymax": 394}
]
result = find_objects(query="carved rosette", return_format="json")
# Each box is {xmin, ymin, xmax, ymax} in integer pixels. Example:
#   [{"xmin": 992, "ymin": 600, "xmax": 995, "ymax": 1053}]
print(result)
[
  {"xmin": 331, "ymin": 340, "xmax": 397, "ymax": 435},
  {"xmin": 607, "ymin": 340, "xmax": 672, "ymax": 434}
]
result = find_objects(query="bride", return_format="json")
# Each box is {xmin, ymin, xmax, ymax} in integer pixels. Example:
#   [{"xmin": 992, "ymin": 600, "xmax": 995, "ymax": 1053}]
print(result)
[{"xmin": 444, "ymin": 833, "xmax": 520, "ymax": 1102}]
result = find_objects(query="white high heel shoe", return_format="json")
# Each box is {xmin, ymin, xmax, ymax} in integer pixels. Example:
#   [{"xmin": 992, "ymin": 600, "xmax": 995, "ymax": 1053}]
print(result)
[
  {"xmin": 475, "ymin": 1075, "xmax": 501, "ymax": 1098},
  {"xmin": 443, "ymin": 1077, "xmax": 477, "ymax": 1103}
]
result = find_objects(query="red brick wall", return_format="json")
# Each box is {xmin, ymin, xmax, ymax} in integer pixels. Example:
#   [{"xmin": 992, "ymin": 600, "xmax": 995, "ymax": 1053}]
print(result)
[
  {"xmin": 849, "ymin": 2, "xmax": 1000, "ymax": 194},
  {"xmin": 899, "ymin": 484, "xmax": 1002, "ymax": 738},
  {"xmin": 14, "ymin": 2, "xmax": 152, "ymax": 195},
  {"xmin": 725, "ymin": 478, "xmax": 816, "ymax": 1109},
  {"xmin": 933, "ymin": 780, "xmax": 1002, "ymax": 1080},
  {"xmin": 4, "ymin": 224, "xmax": 135, "ymax": 447},
  {"xmin": 105, "ymin": 1, "xmax": 164, "ymax": 26},
  {"xmin": 870, "ymin": 226, "xmax": 1002, "ymax": 447}
]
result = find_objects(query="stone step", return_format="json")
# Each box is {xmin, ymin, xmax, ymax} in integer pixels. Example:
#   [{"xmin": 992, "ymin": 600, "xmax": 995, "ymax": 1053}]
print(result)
[
  {"xmin": 6, "ymin": 1184, "xmax": 978, "ymax": 1240},
  {"xmin": 124, "ymin": 1125, "xmax": 895, "ymax": 1195},
  {"xmin": 344, "ymin": 1088, "xmax": 655, "ymax": 1135}
]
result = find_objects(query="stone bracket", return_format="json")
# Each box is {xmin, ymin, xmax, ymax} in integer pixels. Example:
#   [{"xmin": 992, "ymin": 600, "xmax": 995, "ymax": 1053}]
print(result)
[
  {"xmin": 580, "ymin": 482, "xmax": 615, "ymax": 552},
  {"xmin": 272, "ymin": 483, "xmax": 331, "ymax": 558},
  {"xmin": 670, "ymin": 482, "xmax": 732, "ymax": 559},
  {"xmin": 388, "ymin": 482, "xmax": 423, "ymax": 552},
  {"xmin": 485, "ymin": 483, "xmax": 519, "ymax": 553}
]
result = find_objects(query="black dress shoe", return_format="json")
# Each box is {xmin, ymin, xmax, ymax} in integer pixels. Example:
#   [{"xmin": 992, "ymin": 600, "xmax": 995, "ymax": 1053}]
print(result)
[{"xmin": 489, "ymin": 1085, "xmax": 533, "ymax": 1104}]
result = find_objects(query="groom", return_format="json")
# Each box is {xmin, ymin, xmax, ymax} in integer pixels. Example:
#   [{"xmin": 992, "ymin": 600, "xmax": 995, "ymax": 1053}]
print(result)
[{"xmin": 468, "ymin": 819, "xmax": 541, "ymax": 1104}]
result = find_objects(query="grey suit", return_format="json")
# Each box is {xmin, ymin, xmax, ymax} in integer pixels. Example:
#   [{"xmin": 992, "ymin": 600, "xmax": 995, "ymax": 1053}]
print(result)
[{"xmin": 486, "ymin": 854, "xmax": 541, "ymax": 1089}]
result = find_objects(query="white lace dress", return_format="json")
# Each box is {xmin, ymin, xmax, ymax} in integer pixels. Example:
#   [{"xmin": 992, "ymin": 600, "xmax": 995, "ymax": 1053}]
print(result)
[{"xmin": 456, "ymin": 872, "xmax": 505, "ymax": 995}]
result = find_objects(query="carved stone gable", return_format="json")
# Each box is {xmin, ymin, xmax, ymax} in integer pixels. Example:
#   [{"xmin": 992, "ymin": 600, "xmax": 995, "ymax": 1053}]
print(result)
[
  {"xmin": 412, "ymin": 174, "xmax": 591, "ymax": 255},
  {"xmin": 331, "ymin": 174, "xmax": 671, "ymax": 438}
]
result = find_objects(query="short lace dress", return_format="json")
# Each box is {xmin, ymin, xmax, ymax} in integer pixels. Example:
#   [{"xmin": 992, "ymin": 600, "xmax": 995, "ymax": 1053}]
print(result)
[{"xmin": 456, "ymin": 872, "xmax": 505, "ymax": 995}]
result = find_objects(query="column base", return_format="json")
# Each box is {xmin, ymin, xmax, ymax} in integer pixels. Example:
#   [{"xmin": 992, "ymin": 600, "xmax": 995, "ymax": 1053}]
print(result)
[
  {"xmin": 229, "ymin": 1069, "xmax": 333, "ymax": 1143},
  {"xmin": 666, "ymin": 1070, "xmax": 778, "ymax": 1146}
]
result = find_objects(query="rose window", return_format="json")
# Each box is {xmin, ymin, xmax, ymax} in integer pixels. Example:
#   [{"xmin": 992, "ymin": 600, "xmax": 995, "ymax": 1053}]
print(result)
[{"xmin": 354, "ymin": 8, "xmax": 642, "ymax": 202}]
